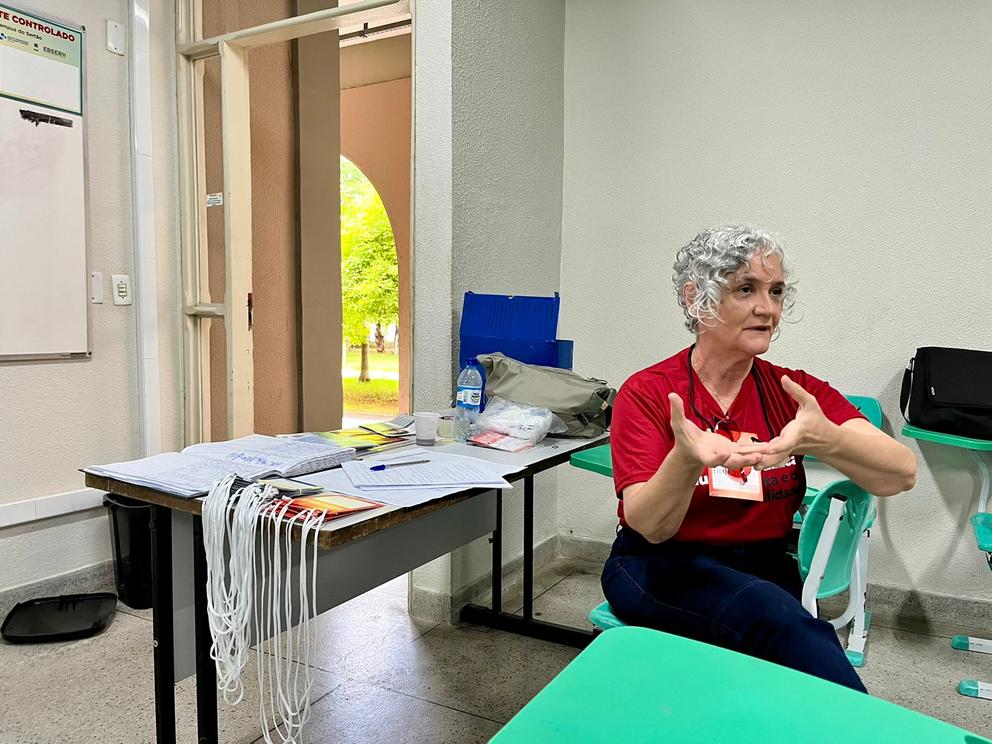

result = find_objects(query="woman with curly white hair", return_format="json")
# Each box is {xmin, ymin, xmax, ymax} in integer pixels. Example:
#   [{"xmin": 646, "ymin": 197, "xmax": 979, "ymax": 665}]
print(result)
[{"xmin": 603, "ymin": 225, "xmax": 916, "ymax": 692}]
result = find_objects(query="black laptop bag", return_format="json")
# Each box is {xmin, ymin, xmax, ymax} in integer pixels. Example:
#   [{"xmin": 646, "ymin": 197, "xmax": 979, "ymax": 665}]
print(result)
[{"xmin": 900, "ymin": 347, "xmax": 992, "ymax": 440}]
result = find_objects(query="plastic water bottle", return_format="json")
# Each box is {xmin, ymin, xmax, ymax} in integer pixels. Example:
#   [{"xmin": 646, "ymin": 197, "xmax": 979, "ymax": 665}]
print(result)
[{"xmin": 454, "ymin": 362, "xmax": 483, "ymax": 441}]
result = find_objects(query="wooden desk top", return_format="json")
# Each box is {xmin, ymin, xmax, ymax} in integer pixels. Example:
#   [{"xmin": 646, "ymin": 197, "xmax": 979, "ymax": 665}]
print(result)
[{"xmin": 85, "ymin": 435, "xmax": 608, "ymax": 551}]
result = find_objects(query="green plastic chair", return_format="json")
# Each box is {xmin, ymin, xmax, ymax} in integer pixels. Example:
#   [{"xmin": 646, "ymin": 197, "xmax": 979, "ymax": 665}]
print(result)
[
  {"xmin": 788, "ymin": 396, "xmax": 881, "ymax": 667},
  {"xmin": 587, "ymin": 479, "xmax": 875, "ymax": 653},
  {"xmin": 795, "ymin": 394, "xmax": 883, "ymax": 525},
  {"xmin": 798, "ymin": 480, "xmax": 875, "ymax": 597},
  {"xmin": 588, "ymin": 601, "xmax": 625, "ymax": 631},
  {"xmin": 577, "ymin": 398, "xmax": 881, "ymax": 665},
  {"xmin": 797, "ymin": 479, "xmax": 875, "ymax": 668},
  {"xmin": 901, "ymin": 424, "xmax": 992, "ymax": 701}
]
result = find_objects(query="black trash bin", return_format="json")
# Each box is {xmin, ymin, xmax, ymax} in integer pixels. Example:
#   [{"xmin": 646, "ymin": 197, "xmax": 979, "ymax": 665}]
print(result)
[{"xmin": 104, "ymin": 494, "xmax": 153, "ymax": 610}]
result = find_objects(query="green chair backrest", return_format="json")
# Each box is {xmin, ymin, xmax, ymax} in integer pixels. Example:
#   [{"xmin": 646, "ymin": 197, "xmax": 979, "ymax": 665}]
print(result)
[
  {"xmin": 804, "ymin": 395, "xmax": 882, "ymax": 466},
  {"xmin": 589, "ymin": 600, "xmax": 627, "ymax": 631},
  {"xmin": 797, "ymin": 478, "xmax": 876, "ymax": 597},
  {"xmin": 846, "ymin": 395, "xmax": 883, "ymax": 429}
]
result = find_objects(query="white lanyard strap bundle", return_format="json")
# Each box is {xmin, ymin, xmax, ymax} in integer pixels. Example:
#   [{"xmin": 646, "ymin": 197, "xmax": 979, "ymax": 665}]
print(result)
[{"xmin": 202, "ymin": 474, "xmax": 327, "ymax": 743}]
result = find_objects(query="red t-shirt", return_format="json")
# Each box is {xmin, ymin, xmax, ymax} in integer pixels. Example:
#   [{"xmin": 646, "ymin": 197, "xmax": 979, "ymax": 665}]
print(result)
[{"xmin": 611, "ymin": 347, "xmax": 864, "ymax": 544}]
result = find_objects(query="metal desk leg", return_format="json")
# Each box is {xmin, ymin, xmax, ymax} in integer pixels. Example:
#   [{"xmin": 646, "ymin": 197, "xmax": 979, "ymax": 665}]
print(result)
[
  {"xmin": 492, "ymin": 489, "xmax": 502, "ymax": 612},
  {"xmin": 460, "ymin": 477, "xmax": 593, "ymax": 648},
  {"xmin": 522, "ymin": 476, "xmax": 534, "ymax": 620},
  {"xmin": 149, "ymin": 505, "xmax": 177, "ymax": 744},
  {"xmin": 192, "ymin": 517, "xmax": 219, "ymax": 742}
]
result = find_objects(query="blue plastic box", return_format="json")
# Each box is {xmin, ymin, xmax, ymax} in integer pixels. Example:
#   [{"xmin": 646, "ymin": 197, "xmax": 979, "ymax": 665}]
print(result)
[{"xmin": 459, "ymin": 291, "xmax": 574, "ymax": 369}]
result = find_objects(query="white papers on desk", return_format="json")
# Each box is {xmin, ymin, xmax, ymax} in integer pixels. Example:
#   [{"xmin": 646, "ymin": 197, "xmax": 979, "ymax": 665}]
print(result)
[
  {"xmin": 85, "ymin": 452, "xmax": 237, "ymax": 498},
  {"xmin": 304, "ymin": 449, "xmax": 522, "ymax": 508},
  {"xmin": 84, "ymin": 435, "xmax": 356, "ymax": 498},
  {"xmin": 342, "ymin": 458, "xmax": 511, "ymax": 490},
  {"xmin": 183, "ymin": 434, "xmax": 355, "ymax": 475}
]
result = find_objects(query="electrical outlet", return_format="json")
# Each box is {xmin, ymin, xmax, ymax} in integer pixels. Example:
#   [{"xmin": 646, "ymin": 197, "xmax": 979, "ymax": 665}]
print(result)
[
  {"xmin": 106, "ymin": 20, "xmax": 125, "ymax": 56},
  {"xmin": 111, "ymin": 274, "xmax": 133, "ymax": 305},
  {"xmin": 90, "ymin": 272, "xmax": 103, "ymax": 304}
]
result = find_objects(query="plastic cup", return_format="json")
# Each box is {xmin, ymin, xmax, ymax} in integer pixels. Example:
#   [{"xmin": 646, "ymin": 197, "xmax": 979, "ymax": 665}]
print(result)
[
  {"xmin": 414, "ymin": 412, "xmax": 441, "ymax": 446},
  {"xmin": 436, "ymin": 416, "xmax": 456, "ymax": 439}
]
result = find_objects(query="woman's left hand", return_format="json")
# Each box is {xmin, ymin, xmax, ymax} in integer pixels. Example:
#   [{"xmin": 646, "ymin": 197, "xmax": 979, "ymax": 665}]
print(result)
[{"xmin": 756, "ymin": 375, "xmax": 838, "ymax": 468}]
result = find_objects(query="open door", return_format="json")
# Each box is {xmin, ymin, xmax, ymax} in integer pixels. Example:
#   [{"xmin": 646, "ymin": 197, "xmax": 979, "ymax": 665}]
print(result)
[{"xmin": 176, "ymin": 0, "xmax": 409, "ymax": 443}]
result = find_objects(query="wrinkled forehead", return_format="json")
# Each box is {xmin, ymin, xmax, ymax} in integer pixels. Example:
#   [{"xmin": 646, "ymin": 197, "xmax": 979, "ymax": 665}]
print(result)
[{"xmin": 729, "ymin": 252, "xmax": 785, "ymax": 283}]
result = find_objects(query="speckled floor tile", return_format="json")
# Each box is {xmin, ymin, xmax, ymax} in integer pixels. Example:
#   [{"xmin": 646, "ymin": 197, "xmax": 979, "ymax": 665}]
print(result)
[
  {"xmin": 347, "ymin": 622, "xmax": 579, "ymax": 724},
  {"xmin": 255, "ymin": 678, "xmax": 502, "ymax": 744},
  {"xmin": 116, "ymin": 598, "xmax": 154, "ymax": 621},
  {"xmin": 368, "ymin": 573, "xmax": 410, "ymax": 600},
  {"xmin": 467, "ymin": 555, "xmax": 604, "ymax": 627},
  {"xmin": 855, "ymin": 625, "xmax": 992, "ymax": 736},
  {"xmin": 264, "ymin": 585, "xmax": 438, "ymax": 676},
  {"xmin": 0, "ymin": 611, "xmax": 157, "ymax": 743},
  {"xmin": 176, "ymin": 648, "xmax": 342, "ymax": 744},
  {"xmin": 3, "ymin": 563, "xmax": 990, "ymax": 743},
  {"xmin": 529, "ymin": 570, "xmax": 605, "ymax": 630},
  {"xmin": 0, "ymin": 610, "xmax": 339, "ymax": 744}
]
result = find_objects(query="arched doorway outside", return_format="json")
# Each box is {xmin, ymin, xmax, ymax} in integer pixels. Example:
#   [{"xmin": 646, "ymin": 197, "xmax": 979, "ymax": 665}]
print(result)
[
  {"xmin": 339, "ymin": 45, "xmax": 411, "ymax": 425},
  {"xmin": 340, "ymin": 156, "xmax": 405, "ymax": 424}
]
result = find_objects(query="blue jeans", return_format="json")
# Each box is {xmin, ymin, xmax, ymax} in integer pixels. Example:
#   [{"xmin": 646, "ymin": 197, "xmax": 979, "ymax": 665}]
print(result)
[{"xmin": 601, "ymin": 527, "xmax": 868, "ymax": 693}]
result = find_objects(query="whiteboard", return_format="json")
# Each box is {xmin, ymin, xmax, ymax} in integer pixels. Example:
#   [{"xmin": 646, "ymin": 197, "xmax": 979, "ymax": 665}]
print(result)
[{"xmin": 0, "ymin": 4, "xmax": 88, "ymax": 360}]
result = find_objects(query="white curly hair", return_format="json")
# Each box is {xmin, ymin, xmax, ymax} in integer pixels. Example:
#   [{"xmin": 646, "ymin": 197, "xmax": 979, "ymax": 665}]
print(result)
[{"xmin": 673, "ymin": 224, "xmax": 797, "ymax": 334}]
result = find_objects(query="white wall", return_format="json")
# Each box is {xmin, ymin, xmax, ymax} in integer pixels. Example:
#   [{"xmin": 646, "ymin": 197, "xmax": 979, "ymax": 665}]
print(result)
[
  {"xmin": 559, "ymin": 0, "xmax": 992, "ymax": 601},
  {"xmin": 410, "ymin": 0, "xmax": 455, "ymax": 599},
  {"xmin": 449, "ymin": 0, "xmax": 565, "ymax": 589},
  {"xmin": 148, "ymin": 0, "xmax": 182, "ymax": 456},
  {"xmin": 411, "ymin": 0, "xmax": 566, "ymax": 603},
  {"xmin": 0, "ymin": 0, "xmax": 182, "ymax": 593}
]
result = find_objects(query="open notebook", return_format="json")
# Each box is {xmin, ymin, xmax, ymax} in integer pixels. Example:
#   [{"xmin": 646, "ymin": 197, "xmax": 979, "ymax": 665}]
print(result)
[{"xmin": 84, "ymin": 435, "xmax": 356, "ymax": 498}]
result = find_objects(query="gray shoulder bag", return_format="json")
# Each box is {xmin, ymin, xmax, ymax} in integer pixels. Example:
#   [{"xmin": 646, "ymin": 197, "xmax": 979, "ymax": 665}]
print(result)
[{"xmin": 476, "ymin": 353, "xmax": 616, "ymax": 438}]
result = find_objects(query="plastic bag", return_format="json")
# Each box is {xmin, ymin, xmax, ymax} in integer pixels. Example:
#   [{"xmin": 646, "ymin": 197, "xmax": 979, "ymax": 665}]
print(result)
[{"xmin": 476, "ymin": 397, "xmax": 567, "ymax": 443}]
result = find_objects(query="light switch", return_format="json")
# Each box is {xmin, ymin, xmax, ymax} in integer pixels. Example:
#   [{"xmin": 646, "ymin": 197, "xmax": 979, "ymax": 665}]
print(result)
[
  {"xmin": 112, "ymin": 274, "xmax": 133, "ymax": 305},
  {"xmin": 90, "ymin": 271, "xmax": 103, "ymax": 304},
  {"xmin": 106, "ymin": 20, "xmax": 125, "ymax": 56}
]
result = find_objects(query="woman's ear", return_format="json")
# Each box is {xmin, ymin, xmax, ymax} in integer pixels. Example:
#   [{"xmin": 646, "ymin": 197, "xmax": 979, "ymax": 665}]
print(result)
[{"xmin": 683, "ymin": 282, "xmax": 697, "ymax": 307}]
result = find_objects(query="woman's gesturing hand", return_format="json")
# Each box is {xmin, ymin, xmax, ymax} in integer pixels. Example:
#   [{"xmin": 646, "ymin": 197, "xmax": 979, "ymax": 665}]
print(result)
[
  {"xmin": 667, "ymin": 393, "xmax": 765, "ymax": 470},
  {"xmin": 758, "ymin": 375, "xmax": 837, "ymax": 467}
]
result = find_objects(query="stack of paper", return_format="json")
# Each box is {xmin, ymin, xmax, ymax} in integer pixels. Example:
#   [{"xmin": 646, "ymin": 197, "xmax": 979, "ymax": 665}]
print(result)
[
  {"xmin": 302, "ymin": 448, "xmax": 522, "ymax": 508},
  {"xmin": 341, "ymin": 458, "xmax": 512, "ymax": 491},
  {"xmin": 184, "ymin": 435, "xmax": 355, "ymax": 475},
  {"xmin": 84, "ymin": 435, "xmax": 356, "ymax": 498},
  {"xmin": 282, "ymin": 428, "xmax": 408, "ymax": 454}
]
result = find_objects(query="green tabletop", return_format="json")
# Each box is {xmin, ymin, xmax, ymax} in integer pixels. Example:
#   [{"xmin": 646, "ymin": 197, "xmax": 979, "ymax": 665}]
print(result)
[
  {"xmin": 902, "ymin": 424, "xmax": 992, "ymax": 451},
  {"xmin": 570, "ymin": 444, "xmax": 613, "ymax": 477},
  {"xmin": 491, "ymin": 626, "xmax": 991, "ymax": 744}
]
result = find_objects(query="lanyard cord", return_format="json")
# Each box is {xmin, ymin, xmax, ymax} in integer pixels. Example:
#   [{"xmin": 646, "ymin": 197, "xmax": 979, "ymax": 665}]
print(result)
[
  {"xmin": 203, "ymin": 476, "xmax": 326, "ymax": 743},
  {"xmin": 686, "ymin": 345, "xmax": 776, "ymax": 440}
]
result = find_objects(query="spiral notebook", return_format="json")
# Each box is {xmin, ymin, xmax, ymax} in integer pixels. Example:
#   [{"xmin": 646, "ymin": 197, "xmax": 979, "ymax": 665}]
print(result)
[{"xmin": 84, "ymin": 435, "xmax": 356, "ymax": 498}]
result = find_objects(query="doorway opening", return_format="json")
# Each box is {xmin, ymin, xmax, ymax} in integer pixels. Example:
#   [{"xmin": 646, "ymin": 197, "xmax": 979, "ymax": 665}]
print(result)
[{"xmin": 340, "ymin": 156, "xmax": 400, "ymax": 427}]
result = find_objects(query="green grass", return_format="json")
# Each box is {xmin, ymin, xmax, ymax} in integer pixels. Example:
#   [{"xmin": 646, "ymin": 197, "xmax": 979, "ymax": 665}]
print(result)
[
  {"xmin": 342, "ymin": 377, "xmax": 398, "ymax": 414},
  {"xmin": 342, "ymin": 347, "xmax": 398, "ymax": 414},
  {"xmin": 342, "ymin": 348, "xmax": 398, "ymax": 378}
]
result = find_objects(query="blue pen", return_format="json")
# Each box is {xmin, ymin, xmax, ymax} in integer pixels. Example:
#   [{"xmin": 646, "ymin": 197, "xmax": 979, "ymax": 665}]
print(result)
[{"xmin": 370, "ymin": 459, "xmax": 430, "ymax": 472}]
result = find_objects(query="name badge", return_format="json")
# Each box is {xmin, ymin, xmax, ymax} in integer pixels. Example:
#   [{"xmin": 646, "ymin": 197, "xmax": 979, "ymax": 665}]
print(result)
[{"xmin": 707, "ymin": 430, "xmax": 764, "ymax": 501}]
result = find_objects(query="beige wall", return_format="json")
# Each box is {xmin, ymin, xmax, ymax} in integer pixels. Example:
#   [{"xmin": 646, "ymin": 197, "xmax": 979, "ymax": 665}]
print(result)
[
  {"xmin": 202, "ymin": 1, "xmax": 301, "ymax": 438},
  {"xmin": 341, "ymin": 32, "xmax": 410, "ymax": 89},
  {"xmin": 0, "ymin": 0, "xmax": 136, "ymax": 588},
  {"xmin": 341, "ymin": 74, "xmax": 412, "ymax": 412},
  {"xmin": 559, "ymin": 0, "xmax": 992, "ymax": 602},
  {"xmin": 410, "ymin": 0, "xmax": 567, "ymax": 610},
  {"xmin": 298, "ymin": 0, "xmax": 344, "ymax": 431}
]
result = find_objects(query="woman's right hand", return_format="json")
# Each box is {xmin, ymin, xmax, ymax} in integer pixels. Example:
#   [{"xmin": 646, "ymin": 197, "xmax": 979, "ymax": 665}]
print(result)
[{"xmin": 667, "ymin": 393, "xmax": 766, "ymax": 470}]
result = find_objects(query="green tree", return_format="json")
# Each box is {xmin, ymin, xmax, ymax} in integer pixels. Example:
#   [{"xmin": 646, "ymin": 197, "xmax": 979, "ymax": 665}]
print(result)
[{"xmin": 341, "ymin": 157, "xmax": 398, "ymax": 381}]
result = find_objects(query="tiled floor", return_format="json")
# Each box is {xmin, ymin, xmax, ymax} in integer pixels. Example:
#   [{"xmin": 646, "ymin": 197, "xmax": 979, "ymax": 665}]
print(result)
[{"xmin": 1, "ymin": 559, "xmax": 990, "ymax": 742}]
